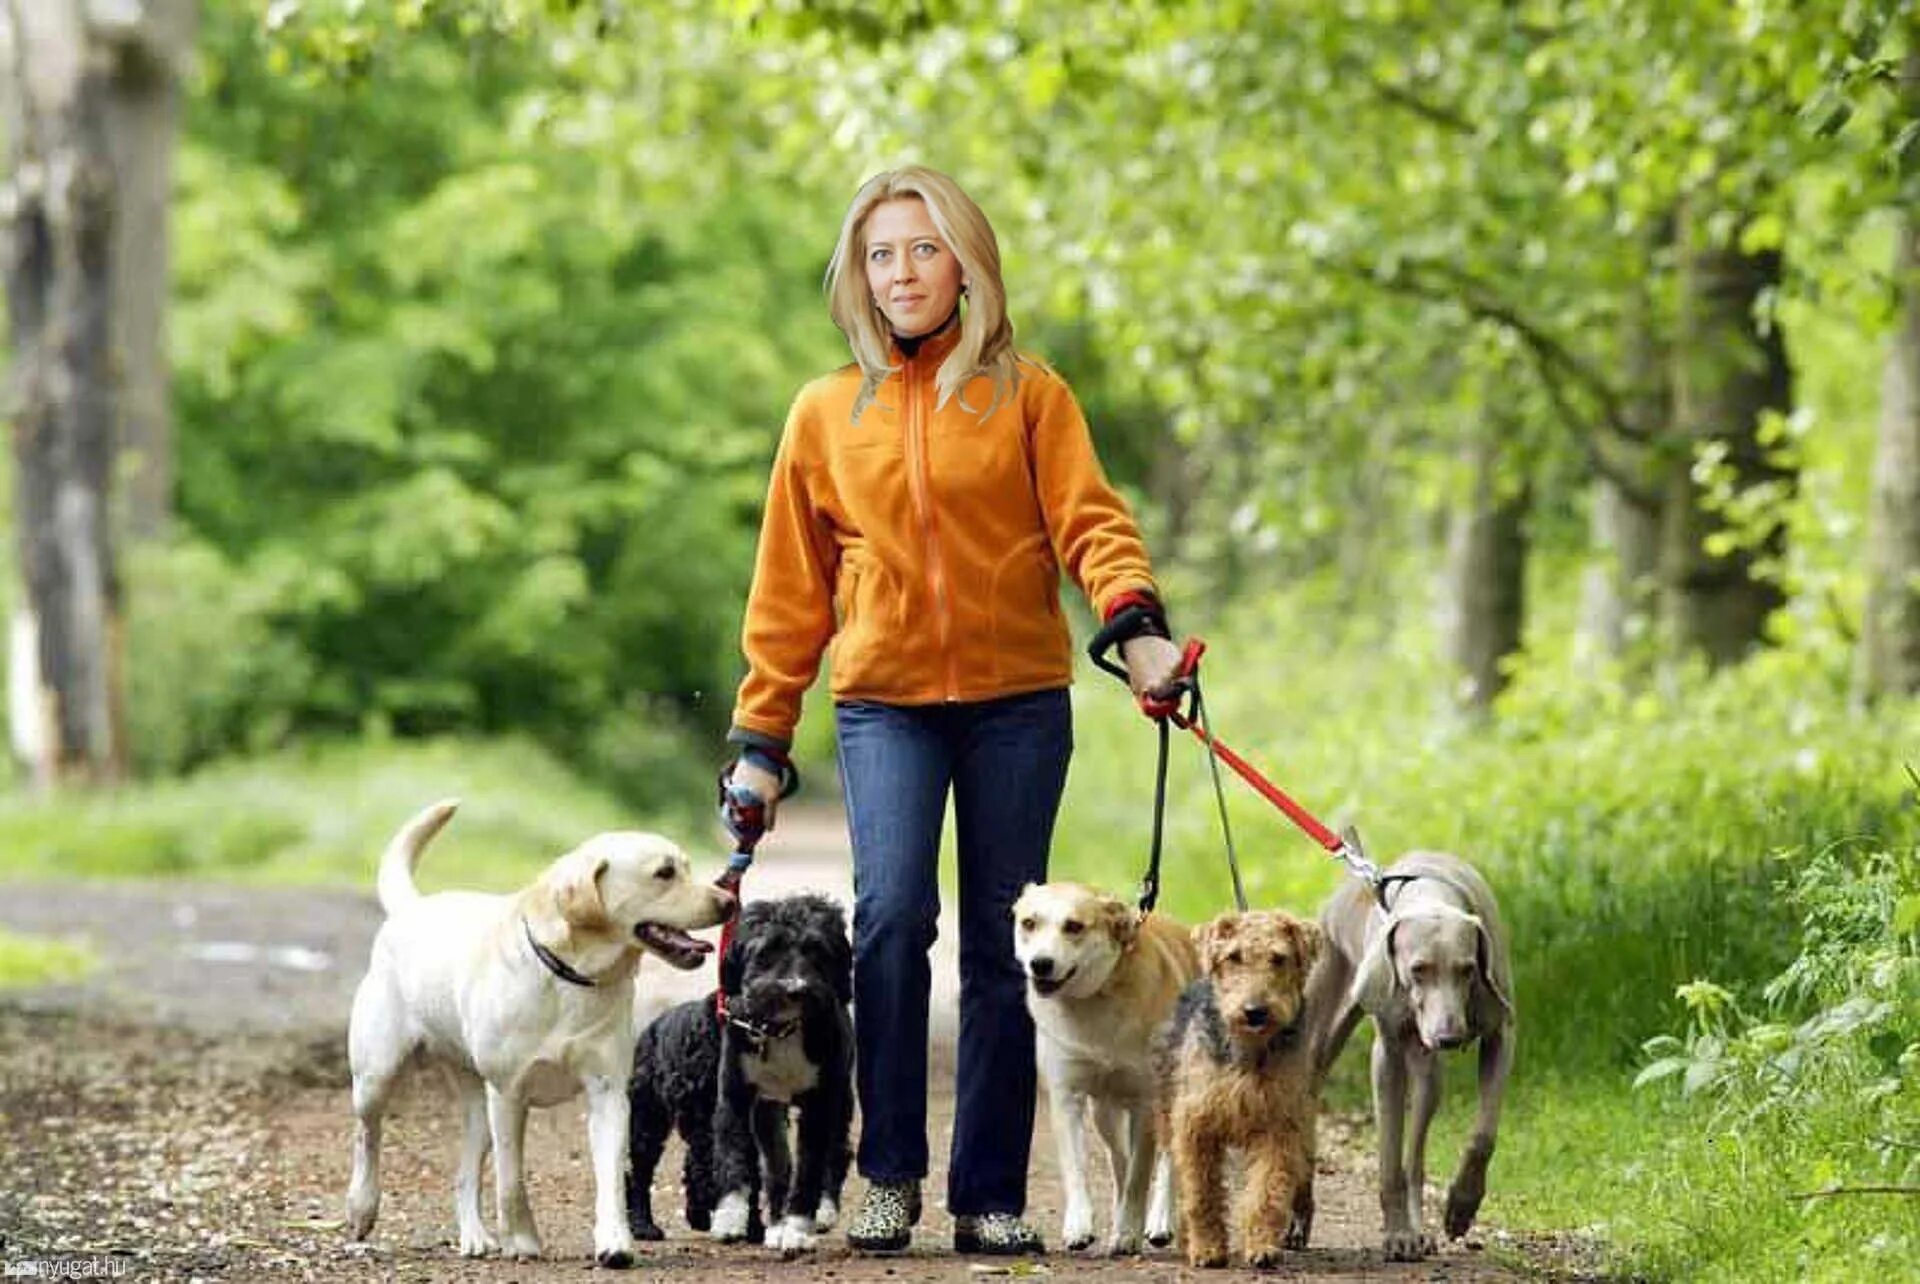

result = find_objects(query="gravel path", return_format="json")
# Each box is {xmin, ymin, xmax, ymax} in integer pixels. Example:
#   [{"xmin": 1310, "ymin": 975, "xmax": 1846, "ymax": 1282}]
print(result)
[{"xmin": 0, "ymin": 805, "xmax": 1580, "ymax": 1282}]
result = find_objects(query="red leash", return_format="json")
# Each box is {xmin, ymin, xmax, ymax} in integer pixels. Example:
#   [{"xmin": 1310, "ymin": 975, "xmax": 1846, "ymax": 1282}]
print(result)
[{"xmin": 1086, "ymin": 615, "xmax": 1384, "ymax": 896}]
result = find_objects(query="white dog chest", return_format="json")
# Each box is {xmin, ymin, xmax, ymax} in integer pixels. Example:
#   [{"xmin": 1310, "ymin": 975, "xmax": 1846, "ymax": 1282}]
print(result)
[{"xmin": 743, "ymin": 1031, "xmax": 819, "ymax": 1103}]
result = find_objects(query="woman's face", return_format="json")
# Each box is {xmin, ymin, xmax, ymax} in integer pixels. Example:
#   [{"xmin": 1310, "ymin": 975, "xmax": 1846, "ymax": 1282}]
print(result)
[{"xmin": 862, "ymin": 197, "xmax": 964, "ymax": 340}]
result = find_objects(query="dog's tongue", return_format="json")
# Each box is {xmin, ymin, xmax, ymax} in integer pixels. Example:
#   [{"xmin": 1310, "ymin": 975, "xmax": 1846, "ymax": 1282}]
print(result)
[{"xmin": 634, "ymin": 923, "xmax": 713, "ymax": 971}]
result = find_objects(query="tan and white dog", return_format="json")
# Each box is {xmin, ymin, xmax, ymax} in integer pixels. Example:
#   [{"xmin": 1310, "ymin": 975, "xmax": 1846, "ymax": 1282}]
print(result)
[
  {"xmin": 344, "ymin": 800, "xmax": 734, "ymax": 1267},
  {"xmin": 1012, "ymin": 882, "xmax": 1200, "ymax": 1254}
]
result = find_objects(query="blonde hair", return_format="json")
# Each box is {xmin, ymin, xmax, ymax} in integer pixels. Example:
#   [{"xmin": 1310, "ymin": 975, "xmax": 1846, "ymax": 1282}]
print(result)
[{"xmin": 825, "ymin": 166, "xmax": 1020, "ymax": 422}]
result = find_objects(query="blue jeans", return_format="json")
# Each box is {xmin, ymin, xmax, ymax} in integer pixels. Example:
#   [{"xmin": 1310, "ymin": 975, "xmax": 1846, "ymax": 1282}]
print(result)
[{"xmin": 835, "ymin": 687, "xmax": 1072, "ymax": 1217}]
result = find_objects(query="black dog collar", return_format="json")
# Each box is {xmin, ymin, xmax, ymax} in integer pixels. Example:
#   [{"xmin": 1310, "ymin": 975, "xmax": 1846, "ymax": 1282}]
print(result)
[{"xmin": 523, "ymin": 918, "xmax": 597, "ymax": 988}]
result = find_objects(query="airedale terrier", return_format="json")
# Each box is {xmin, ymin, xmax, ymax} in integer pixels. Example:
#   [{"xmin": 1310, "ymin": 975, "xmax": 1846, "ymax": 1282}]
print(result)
[{"xmin": 1153, "ymin": 909, "xmax": 1324, "ymax": 1269}]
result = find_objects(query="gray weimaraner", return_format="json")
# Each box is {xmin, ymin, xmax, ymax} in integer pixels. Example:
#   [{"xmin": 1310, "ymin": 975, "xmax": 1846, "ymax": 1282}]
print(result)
[{"xmin": 1303, "ymin": 839, "xmax": 1514, "ymax": 1261}]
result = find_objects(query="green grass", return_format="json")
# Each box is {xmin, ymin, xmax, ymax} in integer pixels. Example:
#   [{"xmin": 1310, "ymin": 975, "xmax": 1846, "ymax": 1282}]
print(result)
[
  {"xmin": 0, "ymin": 735, "xmax": 714, "ymax": 892},
  {"xmin": 0, "ymin": 928, "xmax": 98, "ymax": 988}
]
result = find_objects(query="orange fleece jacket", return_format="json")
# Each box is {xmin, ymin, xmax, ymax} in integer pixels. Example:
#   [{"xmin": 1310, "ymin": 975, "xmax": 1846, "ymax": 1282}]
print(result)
[{"xmin": 730, "ymin": 327, "xmax": 1157, "ymax": 748}]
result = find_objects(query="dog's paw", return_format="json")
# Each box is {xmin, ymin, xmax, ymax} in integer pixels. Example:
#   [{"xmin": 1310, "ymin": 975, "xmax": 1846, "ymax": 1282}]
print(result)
[
  {"xmin": 1444, "ymin": 1180, "xmax": 1484, "ymax": 1239},
  {"xmin": 595, "ymin": 1245, "xmax": 635, "ymax": 1270},
  {"xmin": 766, "ymin": 1215, "xmax": 817, "ymax": 1256},
  {"xmin": 1381, "ymin": 1228, "xmax": 1432, "ymax": 1261},
  {"xmin": 1104, "ymin": 1229, "xmax": 1143, "ymax": 1257},
  {"xmin": 344, "ymin": 1191, "xmax": 377, "ymax": 1242},
  {"xmin": 1062, "ymin": 1204, "xmax": 1095, "ymax": 1252},
  {"xmin": 709, "ymin": 1191, "xmax": 753, "ymax": 1243},
  {"xmin": 1246, "ymin": 1244, "xmax": 1286, "ymax": 1270},
  {"xmin": 1187, "ymin": 1246, "xmax": 1229, "ymax": 1270},
  {"xmin": 1284, "ymin": 1206, "xmax": 1313, "ymax": 1250},
  {"xmin": 503, "ymin": 1231, "xmax": 543, "ymax": 1260},
  {"xmin": 1145, "ymin": 1229, "xmax": 1174, "ymax": 1250},
  {"xmin": 629, "ymin": 1219, "xmax": 664, "ymax": 1242},
  {"xmin": 457, "ymin": 1225, "xmax": 499, "ymax": 1257},
  {"xmin": 812, "ymin": 1197, "xmax": 839, "ymax": 1232}
]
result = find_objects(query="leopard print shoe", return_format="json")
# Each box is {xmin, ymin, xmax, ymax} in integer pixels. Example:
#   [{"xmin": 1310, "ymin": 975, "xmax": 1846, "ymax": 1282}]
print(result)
[
  {"xmin": 952, "ymin": 1212, "xmax": 1045, "ymax": 1256},
  {"xmin": 846, "ymin": 1179, "xmax": 921, "ymax": 1253}
]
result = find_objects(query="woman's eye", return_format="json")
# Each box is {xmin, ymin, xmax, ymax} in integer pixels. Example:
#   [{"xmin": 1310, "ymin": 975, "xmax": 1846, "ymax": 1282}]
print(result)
[
  {"xmin": 869, "ymin": 247, "xmax": 891, "ymax": 262},
  {"xmin": 913, "ymin": 242, "xmax": 940, "ymax": 258}
]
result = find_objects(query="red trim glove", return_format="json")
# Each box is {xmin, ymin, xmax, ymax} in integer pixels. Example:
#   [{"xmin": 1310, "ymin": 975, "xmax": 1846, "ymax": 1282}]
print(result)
[{"xmin": 1102, "ymin": 591, "xmax": 1183, "ymax": 702}]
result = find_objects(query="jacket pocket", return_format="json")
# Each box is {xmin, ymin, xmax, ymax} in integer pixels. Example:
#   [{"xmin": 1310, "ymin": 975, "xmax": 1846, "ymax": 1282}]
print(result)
[{"xmin": 988, "ymin": 535, "xmax": 1066, "ymax": 684}]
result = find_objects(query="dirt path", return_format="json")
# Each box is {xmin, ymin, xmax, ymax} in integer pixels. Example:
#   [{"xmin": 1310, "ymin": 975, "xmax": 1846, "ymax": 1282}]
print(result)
[{"xmin": 0, "ymin": 806, "xmax": 1570, "ymax": 1282}]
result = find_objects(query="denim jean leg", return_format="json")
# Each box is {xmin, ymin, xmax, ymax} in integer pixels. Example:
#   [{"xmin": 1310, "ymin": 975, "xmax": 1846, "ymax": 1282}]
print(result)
[
  {"xmin": 836, "ymin": 700, "xmax": 951, "ymax": 1184},
  {"xmin": 946, "ymin": 688, "xmax": 1073, "ymax": 1216}
]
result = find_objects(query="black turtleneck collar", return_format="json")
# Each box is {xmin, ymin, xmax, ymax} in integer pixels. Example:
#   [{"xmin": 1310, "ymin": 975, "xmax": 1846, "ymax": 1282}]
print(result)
[{"xmin": 894, "ymin": 308, "xmax": 961, "ymax": 359}]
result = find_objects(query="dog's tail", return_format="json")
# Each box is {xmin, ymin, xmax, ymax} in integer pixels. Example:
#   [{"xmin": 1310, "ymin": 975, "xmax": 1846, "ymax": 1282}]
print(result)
[{"xmin": 377, "ymin": 799, "xmax": 460, "ymax": 915}]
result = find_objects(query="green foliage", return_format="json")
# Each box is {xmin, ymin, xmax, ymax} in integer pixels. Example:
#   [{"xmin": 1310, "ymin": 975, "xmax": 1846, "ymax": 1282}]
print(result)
[
  {"xmin": 1623, "ymin": 840, "xmax": 1920, "ymax": 1279},
  {"xmin": 164, "ymin": 1, "xmax": 849, "ymax": 792},
  {"xmin": 0, "ymin": 930, "xmax": 98, "ymax": 990},
  {"xmin": 124, "ymin": 538, "xmax": 317, "ymax": 776}
]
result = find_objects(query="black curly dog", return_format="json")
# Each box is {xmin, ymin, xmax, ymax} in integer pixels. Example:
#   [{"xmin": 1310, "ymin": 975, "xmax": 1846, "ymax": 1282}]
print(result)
[{"xmin": 625, "ymin": 894, "xmax": 854, "ymax": 1250}]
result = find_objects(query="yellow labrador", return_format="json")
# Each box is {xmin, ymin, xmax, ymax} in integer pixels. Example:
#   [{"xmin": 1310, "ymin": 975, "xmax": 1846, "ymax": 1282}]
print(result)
[
  {"xmin": 1012, "ymin": 882, "xmax": 1199, "ymax": 1254},
  {"xmin": 344, "ymin": 800, "xmax": 734, "ymax": 1267}
]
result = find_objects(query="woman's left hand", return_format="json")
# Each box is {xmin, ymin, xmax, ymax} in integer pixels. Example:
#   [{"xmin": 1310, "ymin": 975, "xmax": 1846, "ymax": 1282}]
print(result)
[{"xmin": 1119, "ymin": 633, "xmax": 1186, "ymax": 701}]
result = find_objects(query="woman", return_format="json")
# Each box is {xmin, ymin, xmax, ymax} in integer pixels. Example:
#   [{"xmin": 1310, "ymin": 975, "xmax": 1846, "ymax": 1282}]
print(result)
[{"xmin": 723, "ymin": 165, "xmax": 1183, "ymax": 1255}]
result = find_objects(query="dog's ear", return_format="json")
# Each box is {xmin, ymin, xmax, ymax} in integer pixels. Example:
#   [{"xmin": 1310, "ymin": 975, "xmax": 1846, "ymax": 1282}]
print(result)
[
  {"xmin": 1103, "ymin": 896, "xmax": 1140, "ymax": 949},
  {"xmin": 1353, "ymin": 916, "xmax": 1403, "ymax": 1012},
  {"xmin": 553, "ymin": 851, "xmax": 612, "ymax": 928},
  {"xmin": 1194, "ymin": 913, "xmax": 1238, "ymax": 974},
  {"xmin": 1469, "ymin": 914, "xmax": 1514, "ymax": 1026},
  {"xmin": 1288, "ymin": 917, "xmax": 1327, "ymax": 971},
  {"xmin": 1012, "ymin": 883, "xmax": 1041, "ymax": 923}
]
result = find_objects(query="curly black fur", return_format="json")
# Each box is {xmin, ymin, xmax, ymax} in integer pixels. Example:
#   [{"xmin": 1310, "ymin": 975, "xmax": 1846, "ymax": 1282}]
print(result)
[{"xmin": 625, "ymin": 894, "xmax": 854, "ymax": 1242}]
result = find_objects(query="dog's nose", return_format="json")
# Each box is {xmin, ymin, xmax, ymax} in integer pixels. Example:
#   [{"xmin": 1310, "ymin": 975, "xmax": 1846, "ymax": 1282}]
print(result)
[
  {"xmin": 1433, "ymin": 1030, "xmax": 1469, "ymax": 1051},
  {"xmin": 1242, "ymin": 1004, "xmax": 1270, "ymax": 1029},
  {"xmin": 781, "ymin": 977, "xmax": 808, "ymax": 996},
  {"xmin": 1029, "ymin": 957, "xmax": 1055, "ymax": 979}
]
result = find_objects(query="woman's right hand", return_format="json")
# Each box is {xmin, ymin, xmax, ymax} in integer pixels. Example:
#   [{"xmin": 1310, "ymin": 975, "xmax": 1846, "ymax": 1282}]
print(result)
[{"xmin": 723, "ymin": 751, "xmax": 787, "ymax": 836}]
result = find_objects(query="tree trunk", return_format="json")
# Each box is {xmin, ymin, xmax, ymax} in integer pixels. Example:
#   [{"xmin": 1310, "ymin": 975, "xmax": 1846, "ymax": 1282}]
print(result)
[
  {"xmin": 1444, "ymin": 428, "xmax": 1528, "ymax": 715},
  {"xmin": 1858, "ymin": 42, "xmax": 1920, "ymax": 700},
  {"xmin": 1579, "ymin": 227, "xmax": 1667, "ymax": 661},
  {"xmin": 1660, "ymin": 201, "xmax": 1795, "ymax": 665},
  {"xmin": 105, "ymin": 0, "xmax": 195, "ymax": 541},
  {"xmin": 1, "ymin": 0, "xmax": 166, "ymax": 787}
]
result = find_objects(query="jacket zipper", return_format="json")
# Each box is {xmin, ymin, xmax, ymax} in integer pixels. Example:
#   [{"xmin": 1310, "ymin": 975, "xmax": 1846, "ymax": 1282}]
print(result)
[{"xmin": 904, "ymin": 358, "xmax": 959, "ymax": 701}]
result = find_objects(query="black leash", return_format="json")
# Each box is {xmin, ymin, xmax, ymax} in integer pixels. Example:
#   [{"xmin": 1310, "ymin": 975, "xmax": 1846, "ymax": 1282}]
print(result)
[{"xmin": 1138, "ymin": 667, "xmax": 1246, "ymax": 913}]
